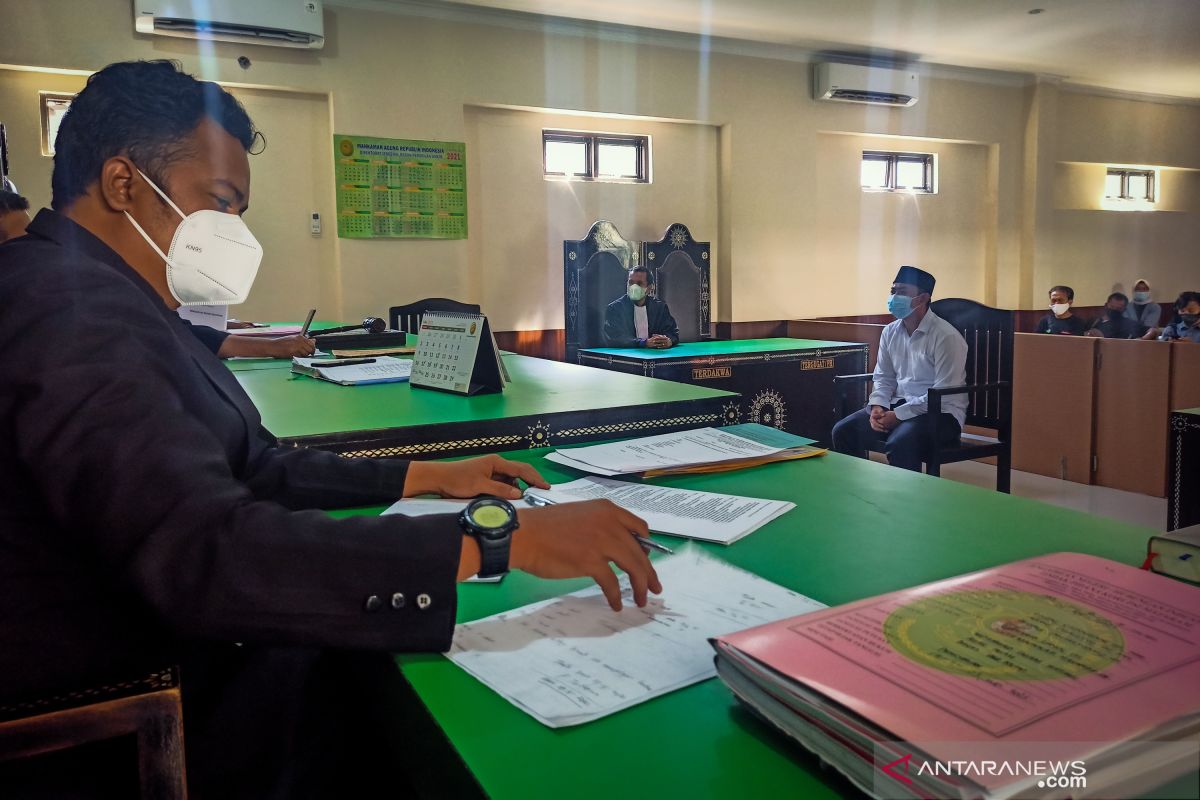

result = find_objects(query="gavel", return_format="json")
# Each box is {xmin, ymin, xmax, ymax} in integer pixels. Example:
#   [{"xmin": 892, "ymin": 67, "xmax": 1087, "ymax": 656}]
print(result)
[{"xmin": 309, "ymin": 317, "xmax": 387, "ymax": 335}]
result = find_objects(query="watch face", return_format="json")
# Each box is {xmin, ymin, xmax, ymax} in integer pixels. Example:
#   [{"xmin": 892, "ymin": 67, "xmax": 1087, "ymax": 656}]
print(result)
[{"xmin": 467, "ymin": 498, "xmax": 514, "ymax": 534}]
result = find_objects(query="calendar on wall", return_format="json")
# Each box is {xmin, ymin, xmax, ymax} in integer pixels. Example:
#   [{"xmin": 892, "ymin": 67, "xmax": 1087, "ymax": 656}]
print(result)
[
  {"xmin": 410, "ymin": 312, "xmax": 509, "ymax": 396},
  {"xmin": 333, "ymin": 134, "xmax": 467, "ymax": 240}
]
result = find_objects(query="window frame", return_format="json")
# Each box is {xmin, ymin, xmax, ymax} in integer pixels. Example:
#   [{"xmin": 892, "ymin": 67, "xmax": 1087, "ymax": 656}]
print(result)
[
  {"xmin": 39, "ymin": 92, "xmax": 74, "ymax": 157},
  {"xmin": 542, "ymin": 129, "xmax": 650, "ymax": 184},
  {"xmin": 860, "ymin": 150, "xmax": 936, "ymax": 194},
  {"xmin": 1105, "ymin": 167, "xmax": 1155, "ymax": 202}
]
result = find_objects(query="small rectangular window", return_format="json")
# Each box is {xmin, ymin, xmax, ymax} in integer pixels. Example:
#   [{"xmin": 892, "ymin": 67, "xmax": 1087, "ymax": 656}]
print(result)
[
  {"xmin": 1105, "ymin": 168, "xmax": 1155, "ymax": 202},
  {"xmin": 543, "ymin": 130, "xmax": 649, "ymax": 183},
  {"xmin": 40, "ymin": 92, "xmax": 73, "ymax": 157},
  {"xmin": 860, "ymin": 151, "xmax": 935, "ymax": 194}
]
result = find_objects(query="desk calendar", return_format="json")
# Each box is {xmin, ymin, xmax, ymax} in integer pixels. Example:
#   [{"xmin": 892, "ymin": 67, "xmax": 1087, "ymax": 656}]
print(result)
[
  {"xmin": 333, "ymin": 134, "xmax": 467, "ymax": 240},
  {"xmin": 410, "ymin": 312, "xmax": 508, "ymax": 396}
]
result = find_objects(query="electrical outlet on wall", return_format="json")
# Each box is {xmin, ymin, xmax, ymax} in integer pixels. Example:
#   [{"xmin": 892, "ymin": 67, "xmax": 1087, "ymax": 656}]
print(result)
[{"xmin": 310, "ymin": 211, "xmax": 321, "ymax": 236}]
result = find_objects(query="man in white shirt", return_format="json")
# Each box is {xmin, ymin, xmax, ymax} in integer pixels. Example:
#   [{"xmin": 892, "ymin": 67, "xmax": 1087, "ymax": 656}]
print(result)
[
  {"xmin": 602, "ymin": 266, "xmax": 680, "ymax": 349},
  {"xmin": 831, "ymin": 266, "xmax": 968, "ymax": 471}
]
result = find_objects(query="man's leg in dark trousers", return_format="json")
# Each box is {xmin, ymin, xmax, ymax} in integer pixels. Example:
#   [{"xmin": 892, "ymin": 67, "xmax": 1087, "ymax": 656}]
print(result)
[
  {"xmin": 831, "ymin": 407, "xmax": 883, "ymax": 458},
  {"xmin": 883, "ymin": 413, "xmax": 961, "ymax": 471}
]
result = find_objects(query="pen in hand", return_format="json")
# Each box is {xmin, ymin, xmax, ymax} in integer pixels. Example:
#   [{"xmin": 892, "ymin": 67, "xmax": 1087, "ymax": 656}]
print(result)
[{"xmin": 523, "ymin": 492, "xmax": 674, "ymax": 554}]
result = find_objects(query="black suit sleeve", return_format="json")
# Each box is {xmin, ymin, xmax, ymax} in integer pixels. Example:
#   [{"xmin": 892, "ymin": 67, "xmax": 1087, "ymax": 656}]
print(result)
[
  {"xmin": 179, "ymin": 317, "xmax": 231, "ymax": 355},
  {"xmin": 653, "ymin": 301, "xmax": 681, "ymax": 345},
  {"xmin": 603, "ymin": 299, "xmax": 641, "ymax": 348},
  {"xmin": 2, "ymin": 262, "xmax": 460, "ymax": 653}
]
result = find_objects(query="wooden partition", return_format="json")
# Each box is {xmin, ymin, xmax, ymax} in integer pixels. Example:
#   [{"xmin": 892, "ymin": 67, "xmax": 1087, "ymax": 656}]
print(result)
[
  {"xmin": 1093, "ymin": 339, "xmax": 1171, "ymax": 496},
  {"xmin": 1170, "ymin": 341, "xmax": 1200, "ymax": 410},
  {"xmin": 788, "ymin": 320, "xmax": 886, "ymax": 370},
  {"xmin": 1011, "ymin": 334, "xmax": 1097, "ymax": 483}
]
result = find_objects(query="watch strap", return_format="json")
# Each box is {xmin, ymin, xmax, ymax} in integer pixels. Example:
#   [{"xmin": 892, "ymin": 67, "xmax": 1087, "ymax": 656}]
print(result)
[{"xmin": 476, "ymin": 533, "xmax": 511, "ymax": 579}]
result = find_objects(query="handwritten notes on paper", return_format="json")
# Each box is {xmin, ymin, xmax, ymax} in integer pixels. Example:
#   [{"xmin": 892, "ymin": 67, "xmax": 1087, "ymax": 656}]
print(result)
[{"xmin": 447, "ymin": 548, "xmax": 825, "ymax": 727}]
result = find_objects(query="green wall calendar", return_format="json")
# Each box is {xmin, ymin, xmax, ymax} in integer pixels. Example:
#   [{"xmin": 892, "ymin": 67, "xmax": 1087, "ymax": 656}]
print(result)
[{"xmin": 334, "ymin": 134, "xmax": 467, "ymax": 239}]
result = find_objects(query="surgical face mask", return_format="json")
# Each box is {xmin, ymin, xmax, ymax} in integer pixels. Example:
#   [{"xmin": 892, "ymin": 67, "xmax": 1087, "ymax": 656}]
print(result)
[
  {"xmin": 124, "ymin": 168, "xmax": 262, "ymax": 306},
  {"xmin": 1051, "ymin": 303, "xmax": 1071, "ymax": 316},
  {"xmin": 1107, "ymin": 306, "xmax": 1125, "ymax": 319},
  {"xmin": 1182, "ymin": 313, "xmax": 1200, "ymax": 327},
  {"xmin": 1133, "ymin": 290, "xmax": 1151, "ymax": 304},
  {"xmin": 887, "ymin": 293, "xmax": 914, "ymax": 319},
  {"xmin": 627, "ymin": 284, "xmax": 646, "ymax": 303}
]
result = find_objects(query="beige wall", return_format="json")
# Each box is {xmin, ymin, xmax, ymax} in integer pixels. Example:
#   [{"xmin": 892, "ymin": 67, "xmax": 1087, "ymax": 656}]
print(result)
[
  {"xmin": 1, "ymin": 0, "xmax": 1197, "ymax": 326},
  {"xmin": 814, "ymin": 133, "xmax": 990, "ymax": 315},
  {"xmin": 464, "ymin": 106, "xmax": 718, "ymax": 331}
]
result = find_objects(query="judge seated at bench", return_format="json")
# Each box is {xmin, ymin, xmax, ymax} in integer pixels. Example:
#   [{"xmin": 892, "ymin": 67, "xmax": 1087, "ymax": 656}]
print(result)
[
  {"xmin": 831, "ymin": 266, "xmax": 968, "ymax": 472},
  {"xmin": 603, "ymin": 265, "xmax": 680, "ymax": 349}
]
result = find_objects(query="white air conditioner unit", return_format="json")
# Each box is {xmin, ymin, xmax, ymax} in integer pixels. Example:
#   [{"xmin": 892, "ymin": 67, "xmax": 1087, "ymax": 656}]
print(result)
[
  {"xmin": 813, "ymin": 62, "xmax": 919, "ymax": 107},
  {"xmin": 134, "ymin": 0, "xmax": 324, "ymax": 49}
]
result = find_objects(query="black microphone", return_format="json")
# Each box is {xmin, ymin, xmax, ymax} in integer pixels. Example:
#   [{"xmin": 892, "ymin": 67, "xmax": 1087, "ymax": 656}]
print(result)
[{"xmin": 310, "ymin": 317, "xmax": 387, "ymax": 335}]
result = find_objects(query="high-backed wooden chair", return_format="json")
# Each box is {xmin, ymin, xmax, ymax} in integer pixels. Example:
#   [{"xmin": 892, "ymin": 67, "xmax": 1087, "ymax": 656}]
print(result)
[
  {"xmin": 389, "ymin": 298, "xmax": 481, "ymax": 334},
  {"xmin": 642, "ymin": 223, "xmax": 712, "ymax": 343},
  {"xmin": 834, "ymin": 298, "xmax": 1014, "ymax": 492},
  {"xmin": 564, "ymin": 221, "xmax": 638, "ymax": 362},
  {"xmin": 0, "ymin": 667, "xmax": 186, "ymax": 799}
]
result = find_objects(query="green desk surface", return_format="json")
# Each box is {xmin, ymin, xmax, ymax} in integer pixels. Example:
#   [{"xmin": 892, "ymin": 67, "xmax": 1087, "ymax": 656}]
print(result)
[
  {"xmin": 236, "ymin": 353, "xmax": 735, "ymax": 441},
  {"xmin": 337, "ymin": 448, "xmax": 1156, "ymax": 799},
  {"xmin": 580, "ymin": 337, "xmax": 863, "ymax": 360},
  {"xmin": 1178, "ymin": 407, "xmax": 1200, "ymax": 416}
]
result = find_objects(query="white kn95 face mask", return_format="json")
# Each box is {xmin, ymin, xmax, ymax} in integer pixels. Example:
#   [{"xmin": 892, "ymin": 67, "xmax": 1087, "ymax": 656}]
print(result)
[{"xmin": 124, "ymin": 168, "xmax": 263, "ymax": 307}]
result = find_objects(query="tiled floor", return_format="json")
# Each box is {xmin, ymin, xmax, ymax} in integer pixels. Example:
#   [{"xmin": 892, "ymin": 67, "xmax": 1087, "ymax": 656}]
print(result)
[{"xmin": 867, "ymin": 454, "xmax": 1167, "ymax": 529}]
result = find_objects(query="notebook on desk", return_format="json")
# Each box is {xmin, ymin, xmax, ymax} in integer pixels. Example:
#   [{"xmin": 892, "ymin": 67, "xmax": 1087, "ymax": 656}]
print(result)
[{"xmin": 712, "ymin": 552, "xmax": 1200, "ymax": 800}]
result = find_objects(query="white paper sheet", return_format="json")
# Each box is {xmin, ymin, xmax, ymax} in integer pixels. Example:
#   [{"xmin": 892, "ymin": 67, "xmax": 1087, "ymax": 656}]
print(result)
[
  {"xmin": 292, "ymin": 355, "xmax": 412, "ymax": 385},
  {"xmin": 524, "ymin": 477, "xmax": 793, "ymax": 545},
  {"xmin": 447, "ymin": 548, "xmax": 826, "ymax": 727},
  {"xmin": 546, "ymin": 427, "xmax": 788, "ymax": 475}
]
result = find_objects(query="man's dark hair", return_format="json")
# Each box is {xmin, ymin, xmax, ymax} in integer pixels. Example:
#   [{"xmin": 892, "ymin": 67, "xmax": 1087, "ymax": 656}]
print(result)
[
  {"xmin": 1107, "ymin": 292, "xmax": 1128, "ymax": 305},
  {"xmin": 629, "ymin": 265, "xmax": 653, "ymax": 283},
  {"xmin": 0, "ymin": 190, "xmax": 28, "ymax": 213},
  {"xmin": 51, "ymin": 60, "xmax": 259, "ymax": 210},
  {"xmin": 1176, "ymin": 291, "xmax": 1200, "ymax": 310},
  {"xmin": 1049, "ymin": 285, "xmax": 1075, "ymax": 301}
]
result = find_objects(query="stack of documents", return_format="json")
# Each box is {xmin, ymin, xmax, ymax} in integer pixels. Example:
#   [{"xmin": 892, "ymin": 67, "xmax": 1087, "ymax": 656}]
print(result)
[
  {"xmin": 524, "ymin": 477, "xmax": 793, "ymax": 545},
  {"xmin": 291, "ymin": 355, "xmax": 412, "ymax": 385},
  {"xmin": 546, "ymin": 424, "xmax": 825, "ymax": 477},
  {"xmin": 711, "ymin": 553, "xmax": 1200, "ymax": 800},
  {"xmin": 448, "ymin": 548, "xmax": 825, "ymax": 727}
]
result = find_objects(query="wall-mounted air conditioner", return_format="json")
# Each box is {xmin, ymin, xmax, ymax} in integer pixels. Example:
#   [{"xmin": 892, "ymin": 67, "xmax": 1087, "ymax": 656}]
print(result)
[
  {"xmin": 813, "ymin": 62, "xmax": 919, "ymax": 107},
  {"xmin": 134, "ymin": 0, "xmax": 325, "ymax": 50}
]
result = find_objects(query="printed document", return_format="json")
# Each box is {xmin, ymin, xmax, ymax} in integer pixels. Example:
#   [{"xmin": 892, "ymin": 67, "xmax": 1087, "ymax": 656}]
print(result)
[
  {"xmin": 545, "ymin": 426, "xmax": 791, "ymax": 475},
  {"xmin": 447, "ymin": 548, "xmax": 825, "ymax": 727},
  {"xmin": 524, "ymin": 477, "xmax": 793, "ymax": 544}
]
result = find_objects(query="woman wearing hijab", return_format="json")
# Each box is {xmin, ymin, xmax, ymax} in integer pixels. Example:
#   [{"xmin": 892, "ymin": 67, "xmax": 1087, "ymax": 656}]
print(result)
[{"xmin": 1125, "ymin": 279, "xmax": 1163, "ymax": 330}]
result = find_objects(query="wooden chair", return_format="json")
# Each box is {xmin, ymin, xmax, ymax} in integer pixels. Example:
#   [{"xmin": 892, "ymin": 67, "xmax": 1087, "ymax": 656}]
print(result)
[
  {"xmin": 834, "ymin": 298, "xmax": 1014, "ymax": 492},
  {"xmin": 564, "ymin": 221, "xmax": 639, "ymax": 362},
  {"xmin": 642, "ymin": 223, "xmax": 712, "ymax": 343},
  {"xmin": 0, "ymin": 667, "xmax": 186, "ymax": 799},
  {"xmin": 388, "ymin": 298, "xmax": 481, "ymax": 334}
]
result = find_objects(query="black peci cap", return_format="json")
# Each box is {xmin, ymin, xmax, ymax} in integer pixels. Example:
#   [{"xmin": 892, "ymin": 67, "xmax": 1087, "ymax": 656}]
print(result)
[{"xmin": 894, "ymin": 265, "xmax": 935, "ymax": 295}]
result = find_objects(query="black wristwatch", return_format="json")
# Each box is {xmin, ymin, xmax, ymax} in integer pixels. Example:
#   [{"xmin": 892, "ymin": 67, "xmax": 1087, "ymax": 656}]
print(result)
[{"xmin": 459, "ymin": 497, "xmax": 519, "ymax": 579}]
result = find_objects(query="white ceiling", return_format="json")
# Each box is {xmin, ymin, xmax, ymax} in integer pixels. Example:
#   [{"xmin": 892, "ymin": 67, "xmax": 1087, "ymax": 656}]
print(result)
[{"xmin": 344, "ymin": 0, "xmax": 1200, "ymax": 100}]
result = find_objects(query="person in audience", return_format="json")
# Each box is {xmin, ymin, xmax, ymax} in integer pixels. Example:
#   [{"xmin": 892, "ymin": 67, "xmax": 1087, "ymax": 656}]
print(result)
[
  {"xmin": 1125, "ymin": 279, "xmax": 1162, "ymax": 332},
  {"xmin": 0, "ymin": 60, "xmax": 660, "ymax": 799},
  {"xmin": 1158, "ymin": 291, "xmax": 1200, "ymax": 343},
  {"xmin": 831, "ymin": 266, "xmax": 967, "ymax": 472},
  {"xmin": 1036, "ymin": 285, "xmax": 1089, "ymax": 335},
  {"xmin": 603, "ymin": 265, "xmax": 680, "ymax": 349},
  {"xmin": 0, "ymin": 189, "xmax": 31, "ymax": 243},
  {"xmin": 1086, "ymin": 292, "xmax": 1143, "ymax": 339}
]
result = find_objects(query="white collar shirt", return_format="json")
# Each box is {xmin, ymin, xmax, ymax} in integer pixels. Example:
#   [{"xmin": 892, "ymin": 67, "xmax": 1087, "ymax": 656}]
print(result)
[{"xmin": 868, "ymin": 309, "xmax": 969, "ymax": 428}]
